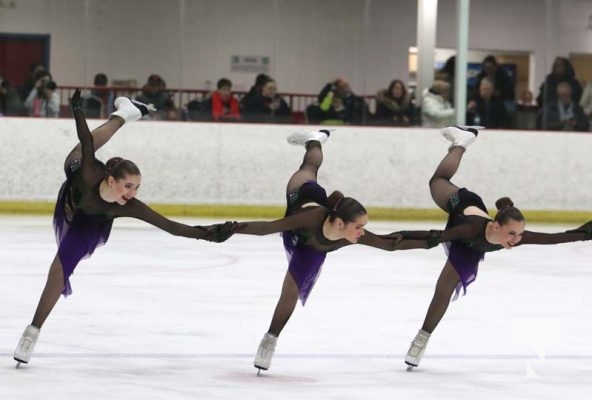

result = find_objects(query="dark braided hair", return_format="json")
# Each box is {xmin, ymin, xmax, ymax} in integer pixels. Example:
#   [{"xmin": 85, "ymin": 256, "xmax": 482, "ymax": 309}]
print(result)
[
  {"xmin": 494, "ymin": 197, "xmax": 525, "ymax": 224},
  {"xmin": 326, "ymin": 190, "xmax": 367, "ymax": 223},
  {"xmin": 105, "ymin": 157, "xmax": 141, "ymax": 180}
]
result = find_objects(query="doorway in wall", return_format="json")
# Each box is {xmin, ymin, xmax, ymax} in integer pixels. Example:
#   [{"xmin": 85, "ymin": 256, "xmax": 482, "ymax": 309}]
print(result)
[
  {"xmin": 569, "ymin": 53, "xmax": 592, "ymax": 85},
  {"xmin": 0, "ymin": 33, "xmax": 50, "ymax": 89}
]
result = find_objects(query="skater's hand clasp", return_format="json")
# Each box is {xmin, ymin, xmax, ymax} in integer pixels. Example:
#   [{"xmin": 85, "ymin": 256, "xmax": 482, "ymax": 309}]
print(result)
[{"xmin": 196, "ymin": 221, "xmax": 242, "ymax": 243}]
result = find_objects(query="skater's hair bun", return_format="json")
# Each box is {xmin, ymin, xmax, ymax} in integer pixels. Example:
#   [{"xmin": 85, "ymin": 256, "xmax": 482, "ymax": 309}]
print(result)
[
  {"xmin": 494, "ymin": 197, "xmax": 525, "ymax": 224},
  {"xmin": 495, "ymin": 197, "xmax": 514, "ymax": 210},
  {"xmin": 106, "ymin": 157, "xmax": 141, "ymax": 180},
  {"xmin": 327, "ymin": 191, "xmax": 367, "ymax": 224}
]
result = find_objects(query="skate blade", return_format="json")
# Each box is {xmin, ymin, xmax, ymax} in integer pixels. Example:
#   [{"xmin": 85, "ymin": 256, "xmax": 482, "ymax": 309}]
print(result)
[
  {"xmin": 405, "ymin": 362, "xmax": 418, "ymax": 372},
  {"xmin": 255, "ymin": 364, "xmax": 269, "ymax": 375}
]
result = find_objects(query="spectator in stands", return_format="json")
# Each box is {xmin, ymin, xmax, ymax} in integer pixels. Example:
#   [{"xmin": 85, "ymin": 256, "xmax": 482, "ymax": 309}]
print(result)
[
  {"xmin": 86, "ymin": 73, "xmax": 114, "ymax": 118},
  {"xmin": 240, "ymin": 73, "xmax": 271, "ymax": 112},
  {"xmin": 242, "ymin": 78, "xmax": 291, "ymax": 123},
  {"xmin": 307, "ymin": 77, "xmax": 370, "ymax": 125},
  {"xmin": 517, "ymin": 90, "xmax": 535, "ymax": 107},
  {"xmin": 24, "ymin": 71, "xmax": 59, "ymax": 118},
  {"xmin": 435, "ymin": 56, "xmax": 456, "ymax": 105},
  {"xmin": 135, "ymin": 74, "xmax": 175, "ymax": 120},
  {"xmin": 466, "ymin": 78, "xmax": 509, "ymax": 129},
  {"xmin": 473, "ymin": 55, "xmax": 515, "ymax": 103},
  {"xmin": 536, "ymin": 57, "xmax": 582, "ymax": 109},
  {"xmin": 515, "ymin": 89, "xmax": 538, "ymax": 130},
  {"xmin": 182, "ymin": 96, "xmax": 209, "ymax": 122},
  {"xmin": 0, "ymin": 74, "xmax": 24, "ymax": 116},
  {"xmin": 374, "ymin": 79, "xmax": 416, "ymax": 126},
  {"xmin": 20, "ymin": 62, "xmax": 46, "ymax": 101},
  {"xmin": 579, "ymin": 81, "xmax": 592, "ymax": 130},
  {"xmin": 208, "ymin": 78, "xmax": 240, "ymax": 122},
  {"xmin": 420, "ymin": 80, "xmax": 455, "ymax": 128},
  {"xmin": 537, "ymin": 81, "xmax": 589, "ymax": 131}
]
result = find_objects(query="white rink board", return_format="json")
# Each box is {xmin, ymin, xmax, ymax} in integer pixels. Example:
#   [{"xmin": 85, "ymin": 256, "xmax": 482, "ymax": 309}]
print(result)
[{"xmin": 1, "ymin": 118, "xmax": 592, "ymax": 211}]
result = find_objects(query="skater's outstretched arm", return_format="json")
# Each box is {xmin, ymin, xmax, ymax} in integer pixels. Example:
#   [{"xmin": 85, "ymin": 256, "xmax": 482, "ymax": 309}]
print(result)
[
  {"xmin": 516, "ymin": 221, "xmax": 592, "ymax": 246},
  {"xmin": 357, "ymin": 230, "xmax": 440, "ymax": 251},
  {"xmin": 397, "ymin": 217, "xmax": 485, "ymax": 246},
  {"xmin": 115, "ymin": 198, "xmax": 239, "ymax": 242},
  {"xmin": 236, "ymin": 207, "xmax": 324, "ymax": 236}
]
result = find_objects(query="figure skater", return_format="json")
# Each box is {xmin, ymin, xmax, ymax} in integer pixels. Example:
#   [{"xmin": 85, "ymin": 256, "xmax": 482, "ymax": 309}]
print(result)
[
  {"xmin": 402, "ymin": 126, "xmax": 592, "ymax": 369},
  {"xmin": 234, "ymin": 129, "xmax": 440, "ymax": 372},
  {"xmin": 14, "ymin": 89, "xmax": 238, "ymax": 366}
]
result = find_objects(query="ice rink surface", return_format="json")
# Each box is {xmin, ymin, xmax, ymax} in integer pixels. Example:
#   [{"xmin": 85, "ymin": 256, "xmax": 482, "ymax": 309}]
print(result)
[{"xmin": 1, "ymin": 216, "xmax": 591, "ymax": 399}]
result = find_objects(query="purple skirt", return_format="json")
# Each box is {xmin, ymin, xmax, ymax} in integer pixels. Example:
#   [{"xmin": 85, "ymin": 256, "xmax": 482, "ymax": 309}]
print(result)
[
  {"xmin": 282, "ymin": 181, "xmax": 328, "ymax": 305},
  {"xmin": 443, "ymin": 241, "xmax": 484, "ymax": 300},
  {"xmin": 444, "ymin": 188, "xmax": 487, "ymax": 300},
  {"xmin": 53, "ymin": 165, "xmax": 113, "ymax": 296}
]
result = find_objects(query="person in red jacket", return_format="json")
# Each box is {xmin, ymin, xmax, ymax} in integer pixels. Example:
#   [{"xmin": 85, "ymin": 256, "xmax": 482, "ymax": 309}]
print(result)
[{"xmin": 210, "ymin": 78, "xmax": 241, "ymax": 122}]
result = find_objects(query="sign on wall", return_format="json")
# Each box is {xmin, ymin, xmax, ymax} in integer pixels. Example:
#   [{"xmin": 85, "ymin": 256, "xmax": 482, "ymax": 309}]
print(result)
[{"xmin": 230, "ymin": 55, "xmax": 270, "ymax": 73}]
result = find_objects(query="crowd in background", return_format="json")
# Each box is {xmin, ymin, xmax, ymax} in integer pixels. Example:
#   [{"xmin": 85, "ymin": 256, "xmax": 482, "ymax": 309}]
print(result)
[{"xmin": 1, "ymin": 55, "xmax": 591, "ymax": 132}]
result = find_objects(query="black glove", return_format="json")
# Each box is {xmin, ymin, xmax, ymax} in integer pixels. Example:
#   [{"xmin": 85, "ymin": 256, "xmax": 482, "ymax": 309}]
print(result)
[
  {"xmin": 425, "ymin": 230, "xmax": 443, "ymax": 248},
  {"xmin": 195, "ymin": 221, "xmax": 239, "ymax": 243},
  {"xmin": 70, "ymin": 88, "xmax": 83, "ymax": 112},
  {"xmin": 398, "ymin": 229, "xmax": 442, "ymax": 249},
  {"xmin": 566, "ymin": 221, "xmax": 592, "ymax": 240}
]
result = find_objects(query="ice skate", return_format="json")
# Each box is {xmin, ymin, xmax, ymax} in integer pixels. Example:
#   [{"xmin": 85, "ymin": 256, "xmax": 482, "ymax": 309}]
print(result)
[
  {"xmin": 110, "ymin": 97, "xmax": 155, "ymax": 123},
  {"xmin": 287, "ymin": 129, "xmax": 332, "ymax": 146},
  {"xmin": 254, "ymin": 332, "xmax": 278, "ymax": 373},
  {"xmin": 405, "ymin": 329, "xmax": 431, "ymax": 370},
  {"xmin": 441, "ymin": 125, "xmax": 479, "ymax": 150},
  {"xmin": 14, "ymin": 325, "xmax": 40, "ymax": 367}
]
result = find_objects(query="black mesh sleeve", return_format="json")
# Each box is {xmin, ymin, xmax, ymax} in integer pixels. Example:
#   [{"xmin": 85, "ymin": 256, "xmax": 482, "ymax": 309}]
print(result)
[
  {"xmin": 115, "ymin": 198, "xmax": 232, "ymax": 240},
  {"xmin": 518, "ymin": 229, "xmax": 588, "ymax": 246},
  {"xmin": 67, "ymin": 89, "xmax": 105, "ymax": 184},
  {"xmin": 236, "ymin": 207, "xmax": 324, "ymax": 236}
]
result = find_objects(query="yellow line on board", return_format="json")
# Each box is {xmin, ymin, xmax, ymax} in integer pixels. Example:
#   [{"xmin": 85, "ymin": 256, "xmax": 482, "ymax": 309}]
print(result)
[{"xmin": 0, "ymin": 201, "xmax": 590, "ymax": 224}]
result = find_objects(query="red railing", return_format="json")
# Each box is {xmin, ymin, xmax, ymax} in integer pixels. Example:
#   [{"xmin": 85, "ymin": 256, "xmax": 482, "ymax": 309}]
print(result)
[{"xmin": 57, "ymin": 86, "xmax": 377, "ymax": 115}]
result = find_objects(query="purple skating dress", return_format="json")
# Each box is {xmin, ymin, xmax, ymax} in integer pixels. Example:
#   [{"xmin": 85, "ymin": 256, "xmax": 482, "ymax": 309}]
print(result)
[
  {"xmin": 53, "ymin": 159, "xmax": 114, "ymax": 296},
  {"xmin": 54, "ymin": 105, "xmax": 233, "ymax": 296},
  {"xmin": 443, "ymin": 188, "xmax": 502, "ymax": 300},
  {"xmin": 282, "ymin": 181, "xmax": 336, "ymax": 305},
  {"xmin": 438, "ymin": 188, "xmax": 591, "ymax": 300}
]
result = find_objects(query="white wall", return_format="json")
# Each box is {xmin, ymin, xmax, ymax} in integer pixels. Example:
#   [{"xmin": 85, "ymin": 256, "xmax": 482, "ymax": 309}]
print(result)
[
  {"xmin": 1, "ymin": 118, "xmax": 592, "ymax": 212},
  {"xmin": 1, "ymin": 0, "xmax": 591, "ymax": 95}
]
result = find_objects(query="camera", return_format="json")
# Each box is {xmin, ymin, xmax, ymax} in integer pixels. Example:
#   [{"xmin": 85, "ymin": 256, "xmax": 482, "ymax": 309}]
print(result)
[
  {"xmin": 37, "ymin": 80, "xmax": 57, "ymax": 98},
  {"xmin": 43, "ymin": 80, "xmax": 57, "ymax": 91}
]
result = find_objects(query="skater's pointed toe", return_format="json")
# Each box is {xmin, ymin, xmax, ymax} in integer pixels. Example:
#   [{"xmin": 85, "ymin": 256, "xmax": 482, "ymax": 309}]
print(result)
[
  {"xmin": 110, "ymin": 97, "xmax": 154, "ymax": 123},
  {"xmin": 441, "ymin": 125, "xmax": 478, "ymax": 149},
  {"xmin": 287, "ymin": 129, "xmax": 332, "ymax": 146}
]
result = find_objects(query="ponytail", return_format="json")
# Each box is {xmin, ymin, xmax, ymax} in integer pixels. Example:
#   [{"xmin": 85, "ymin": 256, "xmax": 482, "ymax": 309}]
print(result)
[{"xmin": 327, "ymin": 190, "xmax": 344, "ymax": 210}]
